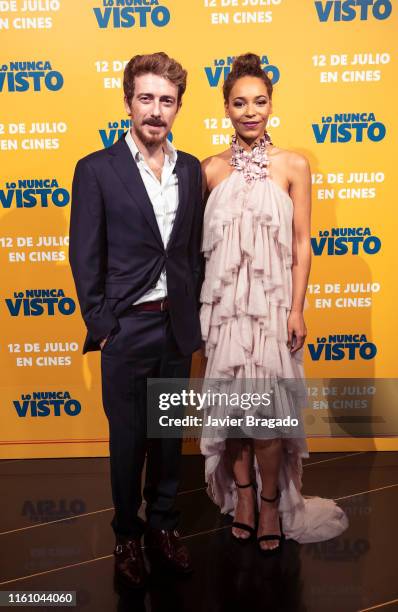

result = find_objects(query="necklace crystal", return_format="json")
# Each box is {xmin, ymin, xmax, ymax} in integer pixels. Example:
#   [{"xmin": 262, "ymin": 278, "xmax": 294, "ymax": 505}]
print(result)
[{"xmin": 230, "ymin": 132, "xmax": 273, "ymax": 183}]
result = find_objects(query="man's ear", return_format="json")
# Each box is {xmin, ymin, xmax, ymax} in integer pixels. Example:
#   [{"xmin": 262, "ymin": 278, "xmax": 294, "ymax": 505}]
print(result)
[
  {"xmin": 124, "ymin": 96, "xmax": 131, "ymax": 116},
  {"xmin": 176, "ymin": 100, "xmax": 183, "ymax": 113}
]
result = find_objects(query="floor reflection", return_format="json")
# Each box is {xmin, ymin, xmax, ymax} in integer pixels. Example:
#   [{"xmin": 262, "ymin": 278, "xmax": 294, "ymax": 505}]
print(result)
[{"xmin": 1, "ymin": 452, "xmax": 398, "ymax": 612}]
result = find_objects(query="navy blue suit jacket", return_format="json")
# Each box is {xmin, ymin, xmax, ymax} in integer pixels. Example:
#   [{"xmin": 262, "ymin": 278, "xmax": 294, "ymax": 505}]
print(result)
[{"xmin": 69, "ymin": 134, "xmax": 204, "ymax": 356}]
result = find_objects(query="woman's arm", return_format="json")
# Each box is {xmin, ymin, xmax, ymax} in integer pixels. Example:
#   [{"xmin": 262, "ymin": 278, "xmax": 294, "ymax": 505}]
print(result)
[{"xmin": 287, "ymin": 153, "xmax": 312, "ymax": 353}]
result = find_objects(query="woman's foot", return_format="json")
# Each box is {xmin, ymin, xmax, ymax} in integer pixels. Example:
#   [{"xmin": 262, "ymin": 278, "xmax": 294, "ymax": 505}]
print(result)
[
  {"xmin": 232, "ymin": 483, "xmax": 256, "ymax": 540},
  {"xmin": 257, "ymin": 490, "xmax": 282, "ymax": 551}
]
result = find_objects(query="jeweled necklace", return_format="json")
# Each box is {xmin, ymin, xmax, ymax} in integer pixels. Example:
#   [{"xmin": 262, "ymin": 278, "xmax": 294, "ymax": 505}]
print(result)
[{"xmin": 230, "ymin": 132, "xmax": 273, "ymax": 183}]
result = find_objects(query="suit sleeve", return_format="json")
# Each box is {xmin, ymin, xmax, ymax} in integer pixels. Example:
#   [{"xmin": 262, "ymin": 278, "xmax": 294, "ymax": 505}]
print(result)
[
  {"xmin": 69, "ymin": 158, "xmax": 119, "ymax": 343},
  {"xmin": 188, "ymin": 160, "xmax": 205, "ymax": 309}
]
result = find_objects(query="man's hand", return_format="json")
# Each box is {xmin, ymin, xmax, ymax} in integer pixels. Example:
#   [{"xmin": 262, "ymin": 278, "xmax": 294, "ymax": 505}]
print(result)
[{"xmin": 100, "ymin": 336, "xmax": 108, "ymax": 350}]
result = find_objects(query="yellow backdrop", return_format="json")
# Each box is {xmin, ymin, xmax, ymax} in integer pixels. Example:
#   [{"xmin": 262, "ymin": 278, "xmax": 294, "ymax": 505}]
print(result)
[{"xmin": 1, "ymin": 0, "xmax": 397, "ymax": 458}]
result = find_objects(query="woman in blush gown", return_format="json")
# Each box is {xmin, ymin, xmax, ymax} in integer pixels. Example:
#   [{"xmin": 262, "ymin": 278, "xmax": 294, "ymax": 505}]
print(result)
[{"xmin": 199, "ymin": 53, "xmax": 348, "ymax": 552}]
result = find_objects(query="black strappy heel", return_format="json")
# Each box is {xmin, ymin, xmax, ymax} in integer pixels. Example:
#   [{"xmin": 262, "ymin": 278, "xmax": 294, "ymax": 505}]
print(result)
[
  {"xmin": 257, "ymin": 488, "xmax": 284, "ymax": 554},
  {"xmin": 231, "ymin": 481, "xmax": 257, "ymax": 542}
]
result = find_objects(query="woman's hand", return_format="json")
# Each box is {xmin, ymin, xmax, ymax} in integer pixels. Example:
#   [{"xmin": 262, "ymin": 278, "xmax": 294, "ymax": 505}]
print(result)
[{"xmin": 287, "ymin": 311, "xmax": 307, "ymax": 354}]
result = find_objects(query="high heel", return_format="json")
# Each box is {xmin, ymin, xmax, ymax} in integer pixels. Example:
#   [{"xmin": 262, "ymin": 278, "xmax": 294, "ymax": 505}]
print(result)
[
  {"xmin": 231, "ymin": 481, "xmax": 257, "ymax": 542},
  {"xmin": 257, "ymin": 488, "xmax": 284, "ymax": 554}
]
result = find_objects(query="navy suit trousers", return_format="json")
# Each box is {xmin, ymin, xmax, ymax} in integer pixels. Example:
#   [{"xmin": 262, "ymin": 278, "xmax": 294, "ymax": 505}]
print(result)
[{"xmin": 100, "ymin": 308, "xmax": 191, "ymax": 539}]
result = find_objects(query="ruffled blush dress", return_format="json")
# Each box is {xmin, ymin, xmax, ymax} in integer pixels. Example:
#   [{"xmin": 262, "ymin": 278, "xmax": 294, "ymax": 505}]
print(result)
[{"xmin": 199, "ymin": 135, "xmax": 348, "ymax": 543}]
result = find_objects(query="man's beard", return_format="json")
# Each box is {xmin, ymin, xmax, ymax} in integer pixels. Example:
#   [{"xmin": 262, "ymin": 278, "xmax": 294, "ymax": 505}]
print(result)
[{"xmin": 135, "ymin": 122, "xmax": 167, "ymax": 147}]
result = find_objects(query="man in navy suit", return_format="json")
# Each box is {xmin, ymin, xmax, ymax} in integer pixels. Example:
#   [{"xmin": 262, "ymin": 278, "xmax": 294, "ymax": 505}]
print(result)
[{"xmin": 69, "ymin": 52, "xmax": 203, "ymax": 588}]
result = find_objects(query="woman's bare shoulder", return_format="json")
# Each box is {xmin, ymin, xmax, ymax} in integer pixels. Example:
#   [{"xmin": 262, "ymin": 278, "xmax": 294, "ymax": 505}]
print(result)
[
  {"xmin": 202, "ymin": 149, "xmax": 231, "ymax": 170},
  {"xmin": 201, "ymin": 150, "xmax": 232, "ymax": 190},
  {"xmin": 270, "ymin": 146, "xmax": 310, "ymax": 175}
]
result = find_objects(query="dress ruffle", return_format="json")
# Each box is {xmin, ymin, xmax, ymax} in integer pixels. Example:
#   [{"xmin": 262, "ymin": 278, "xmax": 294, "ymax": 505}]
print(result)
[
  {"xmin": 199, "ymin": 171, "xmax": 348, "ymax": 543},
  {"xmin": 200, "ymin": 174, "xmax": 300, "ymax": 380}
]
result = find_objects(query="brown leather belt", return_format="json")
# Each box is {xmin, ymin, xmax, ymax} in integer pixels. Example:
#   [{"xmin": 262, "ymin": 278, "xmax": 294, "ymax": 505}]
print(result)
[{"xmin": 131, "ymin": 298, "xmax": 169, "ymax": 312}]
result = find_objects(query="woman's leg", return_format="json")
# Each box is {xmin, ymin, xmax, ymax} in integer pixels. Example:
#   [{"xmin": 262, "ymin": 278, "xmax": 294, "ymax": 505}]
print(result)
[
  {"xmin": 254, "ymin": 438, "xmax": 283, "ymax": 550},
  {"xmin": 226, "ymin": 438, "xmax": 255, "ymax": 539}
]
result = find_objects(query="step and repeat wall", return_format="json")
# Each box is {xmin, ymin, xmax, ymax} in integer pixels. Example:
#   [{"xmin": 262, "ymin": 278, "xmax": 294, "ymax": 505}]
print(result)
[{"xmin": 1, "ymin": 0, "xmax": 397, "ymax": 458}]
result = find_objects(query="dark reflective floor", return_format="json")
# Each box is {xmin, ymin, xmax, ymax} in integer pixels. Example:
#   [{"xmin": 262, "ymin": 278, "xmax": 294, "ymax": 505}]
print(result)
[{"xmin": 1, "ymin": 452, "xmax": 398, "ymax": 612}]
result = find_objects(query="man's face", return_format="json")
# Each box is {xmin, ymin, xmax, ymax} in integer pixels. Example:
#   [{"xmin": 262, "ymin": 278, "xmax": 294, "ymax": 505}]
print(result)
[{"xmin": 124, "ymin": 73, "xmax": 180, "ymax": 146}]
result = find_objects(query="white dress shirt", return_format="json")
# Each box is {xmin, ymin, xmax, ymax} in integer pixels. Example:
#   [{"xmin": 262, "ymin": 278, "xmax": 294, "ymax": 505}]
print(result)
[{"xmin": 125, "ymin": 129, "xmax": 179, "ymax": 305}]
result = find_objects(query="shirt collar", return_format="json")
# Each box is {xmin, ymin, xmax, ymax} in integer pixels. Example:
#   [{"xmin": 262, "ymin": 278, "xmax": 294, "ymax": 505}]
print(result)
[{"xmin": 125, "ymin": 129, "xmax": 177, "ymax": 165}]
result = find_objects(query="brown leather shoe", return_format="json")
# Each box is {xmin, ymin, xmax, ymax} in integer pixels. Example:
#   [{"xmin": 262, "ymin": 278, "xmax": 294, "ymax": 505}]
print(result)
[
  {"xmin": 114, "ymin": 538, "xmax": 147, "ymax": 589},
  {"xmin": 144, "ymin": 528, "xmax": 193, "ymax": 575}
]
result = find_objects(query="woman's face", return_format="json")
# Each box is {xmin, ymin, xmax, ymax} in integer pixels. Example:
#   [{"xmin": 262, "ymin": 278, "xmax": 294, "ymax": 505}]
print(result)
[{"xmin": 225, "ymin": 76, "xmax": 272, "ymax": 143}]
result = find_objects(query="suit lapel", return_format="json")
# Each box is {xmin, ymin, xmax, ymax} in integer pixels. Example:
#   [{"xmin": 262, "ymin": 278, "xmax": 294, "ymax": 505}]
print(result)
[
  {"xmin": 108, "ymin": 136, "xmax": 163, "ymax": 247},
  {"xmin": 168, "ymin": 155, "xmax": 189, "ymax": 248}
]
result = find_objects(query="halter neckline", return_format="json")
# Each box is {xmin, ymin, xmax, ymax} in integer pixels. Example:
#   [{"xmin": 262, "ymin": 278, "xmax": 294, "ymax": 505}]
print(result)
[{"xmin": 230, "ymin": 132, "xmax": 273, "ymax": 183}]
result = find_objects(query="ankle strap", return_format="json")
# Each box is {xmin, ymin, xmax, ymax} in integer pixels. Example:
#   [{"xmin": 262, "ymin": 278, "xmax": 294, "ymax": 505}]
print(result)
[
  {"xmin": 260, "ymin": 488, "xmax": 280, "ymax": 503},
  {"xmin": 235, "ymin": 481, "xmax": 255, "ymax": 489}
]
